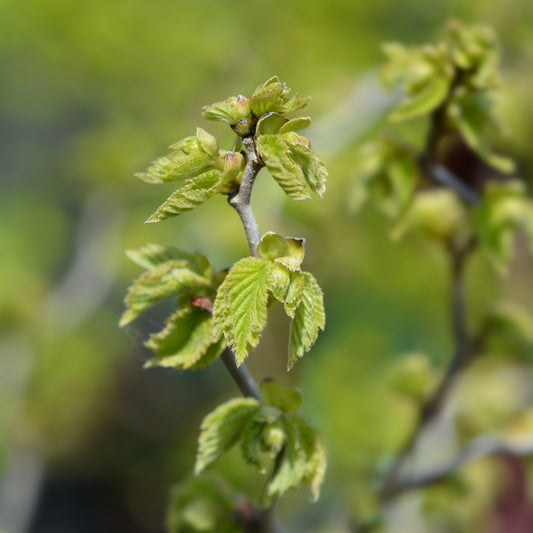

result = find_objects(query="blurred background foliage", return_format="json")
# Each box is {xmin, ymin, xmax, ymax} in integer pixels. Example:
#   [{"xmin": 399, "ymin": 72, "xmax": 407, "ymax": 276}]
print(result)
[{"xmin": 1, "ymin": 0, "xmax": 532, "ymax": 532}]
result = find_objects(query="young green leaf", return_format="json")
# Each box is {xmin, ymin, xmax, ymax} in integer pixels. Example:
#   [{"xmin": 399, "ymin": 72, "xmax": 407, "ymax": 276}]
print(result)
[
  {"xmin": 195, "ymin": 398, "xmax": 259, "ymax": 474},
  {"xmin": 136, "ymin": 132, "xmax": 222, "ymax": 184},
  {"xmin": 202, "ymin": 95, "xmax": 251, "ymax": 125},
  {"xmin": 284, "ymin": 271, "xmax": 305, "ymax": 318},
  {"xmin": 144, "ymin": 306, "xmax": 224, "ymax": 370},
  {"xmin": 240, "ymin": 420, "xmax": 268, "ymax": 473},
  {"xmin": 250, "ymin": 76, "xmax": 310, "ymax": 117},
  {"xmin": 146, "ymin": 170, "xmax": 223, "ymax": 223},
  {"xmin": 212, "ymin": 258, "xmax": 271, "ymax": 365},
  {"xmin": 260, "ymin": 379, "xmax": 303, "ymax": 414},
  {"xmin": 256, "ymin": 132, "xmax": 327, "ymax": 200},
  {"xmin": 267, "ymin": 262, "xmax": 291, "ymax": 303},
  {"xmin": 120, "ymin": 261, "xmax": 212, "ymax": 327},
  {"xmin": 288, "ymin": 272, "xmax": 325, "ymax": 369}
]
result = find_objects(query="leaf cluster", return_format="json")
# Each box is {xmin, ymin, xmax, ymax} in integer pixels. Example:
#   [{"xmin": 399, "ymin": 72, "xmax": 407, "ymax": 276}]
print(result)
[
  {"xmin": 120, "ymin": 243, "xmax": 227, "ymax": 370},
  {"xmin": 195, "ymin": 379, "xmax": 326, "ymax": 502},
  {"xmin": 136, "ymin": 77, "xmax": 327, "ymax": 224},
  {"xmin": 213, "ymin": 232, "xmax": 325, "ymax": 368}
]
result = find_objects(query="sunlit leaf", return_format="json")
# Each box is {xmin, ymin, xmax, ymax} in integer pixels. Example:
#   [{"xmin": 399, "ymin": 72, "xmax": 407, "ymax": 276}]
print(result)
[
  {"xmin": 256, "ymin": 132, "xmax": 327, "ymax": 200},
  {"xmin": 212, "ymin": 257, "xmax": 271, "ymax": 365},
  {"xmin": 146, "ymin": 170, "xmax": 223, "ymax": 223},
  {"xmin": 288, "ymin": 272, "xmax": 325, "ymax": 369},
  {"xmin": 260, "ymin": 379, "xmax": 303, "ymax": 413},
  {"xmin": 250, "ymin": 76, "xmax": 310, "ymax": 117},
  {"xmin": 202, "ymin": 95, "xmax": 251, "ymax": 125}
]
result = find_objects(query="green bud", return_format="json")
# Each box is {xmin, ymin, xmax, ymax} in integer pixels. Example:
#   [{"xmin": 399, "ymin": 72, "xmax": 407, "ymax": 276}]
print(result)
[
  {"xmin": 250, "ymin": 76, "xmax": 310, "ymax": 118},
  {"xmin": 219, "ymin": 151, "xmax": 245, "ymax": 193},
  {"xmin": 261, "ymin": 421, "xmax": 286, "ymax": 453}
]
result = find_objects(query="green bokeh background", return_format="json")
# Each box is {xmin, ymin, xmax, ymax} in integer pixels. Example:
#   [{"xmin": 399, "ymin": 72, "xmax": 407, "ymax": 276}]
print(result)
[{"xmin": 1, "ymin": 1, "xmax": 532, "ymax": 532}]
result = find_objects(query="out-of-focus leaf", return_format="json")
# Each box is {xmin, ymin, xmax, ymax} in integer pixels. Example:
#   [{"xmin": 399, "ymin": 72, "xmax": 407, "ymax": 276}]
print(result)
[
  {"xmin": 387, "ymin": 352, "xmax": 436, "ymax": 402},
  {"xmin": 484, "ymin": 301, "xmax": 533, "ymax": 346},
  {"xmin": 195, "ymin": 398, "xmax": 259, "ymax": 474},
  {"xmin": 391, "ymin": 189, "xmax": 469, "ymax": 242},
  {"xmin": 447, "ymin": 90, "xmax": 515, "ymax": 173},
  {"xmin": 260, "ymin": 379, "xmax": 303, "ymax": 414},
  {"xmin": 472, "ymin": 180, "xmax": 533, "ymax": 273},
  {"xmin": 144, "ymin": 306, "xmax": 225, "ymax": 370},
  {"xmin": 120, "ymin": 261, "xmax": 212, "ymax": 326}
]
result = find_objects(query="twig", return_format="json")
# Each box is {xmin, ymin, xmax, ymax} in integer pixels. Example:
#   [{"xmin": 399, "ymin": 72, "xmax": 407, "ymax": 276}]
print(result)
[
  {"xmin": 228, "ymin": 135, "xmax": 263, "ymax": 257},
  {"xmin": 220, "ymin": 347, "xmax": 260, "ymax": 400},
  {"xmin": 387, "ymin": 434, "xmax": 533, "ymax": 495}
]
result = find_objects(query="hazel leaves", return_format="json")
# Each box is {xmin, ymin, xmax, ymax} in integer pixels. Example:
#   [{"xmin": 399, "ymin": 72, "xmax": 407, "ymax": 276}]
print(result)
[
  {"xmin": 213, "ymin": 233, "xmax": 325, "ymax": 368},
  {"xmin": 195, "ymin": 380, "xmax": 326, "ymax": 502},
  {"xmin": 382, "ymin": 21, "xmax": 514, "ymax": 174},
  {"xmin": 120, "ymin": 243, "xmax": 226, "ymax": 370}
]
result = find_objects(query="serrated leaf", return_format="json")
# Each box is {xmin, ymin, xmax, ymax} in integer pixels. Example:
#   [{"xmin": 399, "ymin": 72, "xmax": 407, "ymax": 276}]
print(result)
[
  {"xmin": 260, "ymin": 380, "xmax": 303, "ymax": 413},
  {"xmin": 291, "ymin": 415, "xmax": 327, "ymax": 501},
  {"xmin": 212, "ymin": 258, "xmax": 271, "ymax": 365},
  {"xmin": 284, "ymin": 271, "xmax": 305, "ymax": 318},
  {"xmin": 240, "ymin": 420, "xmax": 267, "ymax": 473},
  {"xmin": 125, "ymin": 243, "xmax": 212, "ymax": 275},
  {"xmin": 146, "ymin": 170, "xmax": 223, "ymax": 223},
  {"xmin": 256, "ymin": 132, "xmax": 327, "ymax": 200},
  {"xmin": 288, "ymin": 272, "xmax": 325, "ymax": 369},
  {"xmin": 266, "ymin": 415, "xmax": 326, "ymax": 501},
  {"xmin": 136, "ymin": 135, "xmax": 220, "ymax": 184},
  {"xmin": 250, "ymin": 77, "xmax": 310, "ymax": 117},
  {"xmin": 195, "ymin": 398, "xmax": 259, "ymax": 474},
  {"xmin": 196, "ymin": 127, "xmax": 218, "ymax": 156},
  {"xmin": 144, "ymin": 306, "xmax": 222, "ymax": 370},
  {"xmin": 120, "ymin": 261, "xmax": 211, "ymax": 327}
]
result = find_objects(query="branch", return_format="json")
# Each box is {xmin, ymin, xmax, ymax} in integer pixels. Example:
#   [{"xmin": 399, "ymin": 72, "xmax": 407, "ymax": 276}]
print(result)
[
  {"xmin": 385, "ymin": 434, "xmax": 533, "ymax": 497},
  {"xmin": 220, "ymin": 347, "xmax": 260, "ymax": 400},
  {"xmin": 228, "ymin": 135, "xmax": 263, "ymax": 257},
  {"xmin": 379, "ymin": 231, "xmax": 480, "ymax": 501}
]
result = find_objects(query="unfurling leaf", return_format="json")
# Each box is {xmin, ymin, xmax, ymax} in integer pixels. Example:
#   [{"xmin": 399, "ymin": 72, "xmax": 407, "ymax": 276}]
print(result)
[
  {"xmin": 250, "ymin": 76, "xmax": 310, "ymax": 118},
  {"xmin": 260, "ymin": 379, "xmax": 303, "ymax": 414},
  {"xmin": 473, "ymin": 181, "xmax": 533, "ymax": 273},
  {"xmin": 146, "ymin": 170, "xmax": 223, "ymax": 223},
  {"xmin": 288, "ymin": 272, "xmax": 325, "ymax": 369},
  {"xmin": 202, "ymin": 95, "xmax": 251, "ymax": 126},
  {"xmin": 213, "ymin": 258, "xmax": 271, "ymax": 365},
  {"xmin": 256, "ymin": 131, "xmax": 327, "ymax": 200},
  {"xmin": 195, "ymin": 398, "xmax": 260, "ymax": 474},
  {"xmin": 136, "ymin": 129, "xmax": 223, "ymax": 184},
  {"xmin": 266, "ymin": 415, "xmax": 326, "ymax": 501},
  {"xmin": 257, "ymin": 232, "xmax": 305, "ymax": 270},
  {"xmin": 144, "ymin": 305, "xmax": 225, "ymax": 370},
  {"xmin": 381, "ymin": 42, "xmax": 453, "ymax": 121},
  {"xmin": 120, "ymin": 261, "xmax": 212, "ymax": 327}
]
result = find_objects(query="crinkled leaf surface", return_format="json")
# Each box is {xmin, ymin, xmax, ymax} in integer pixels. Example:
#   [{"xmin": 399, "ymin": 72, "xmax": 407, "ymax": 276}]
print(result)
[
  {"xmin": 146, "ymin": 170, "xmax": 223, "ymax": 223},
  {"xmin": 195, "ymin": 398, "xmax": 259, "ymax": 474},
  {"xmin": 288, "ymin": 272, "xmax": 325, "ymax": 369},
  {"xmin": 144, "ymin": 306, "xmax": 224, "ymax": 370},
  {"xmin": 120, "ymin": 261, "xmax": 212, "ymax": 326},
  {"xmin": 256, "ymin": 132, "xmax": 327, "ymax": 200},
  {"xmin": 213, "ymin": 258, "xmax": 271, "ymax": 365}
]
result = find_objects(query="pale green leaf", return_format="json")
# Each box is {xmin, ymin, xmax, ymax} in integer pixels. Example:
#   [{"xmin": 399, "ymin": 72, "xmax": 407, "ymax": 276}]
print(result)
[
  {"xmin": 196, "ymin": 127, "xmax": 218, "ymax": 157},
  {"xmin": 144, "ymin": 306, "xmax": 223, "ymax": 370},
  {"xmin": 284, "ymin": 271, "xmax": 305, "ymax": 318},
  {"xmin": 257, "ymin": 232, "xmax": 288, "ymax": 261},
  {"xmin": 256, "ymin": 112, "xmax": 287, "ymax": 136},
  {"xmin": 260, "ymin": 379, "xmax": 303, "ymax": 413},
  {"xmin": 280, "ymin": 117, "xmax": 312, "ymax": 134},
  {"xmin": 288, "ymin": 272, "xmax": 325, "ymax": 369},
  {"xmin": 240, "ymin": 420, "xmax": 267, "ymax": 473},
  {"xmin": 195, "ymin": 398, "xmax": 259, "ymax": 473},
  {"xmin": 212, "ymin": 258, "xmax": 271, "ymax": 365},
  {"xmin": 202, "ymin": 95, "xmax": 251, "ymax": 125},
  {"xmin": 485, "ymin": 301, "xmax": 533, "ymax": 345},
  {"xmin": 256, "ymin": 132, "xmax": 327, "ymax": 200},
  {"xmin": 267, "ymin": 262, "xmax": 291, "ymax": 302},
  {"xmin": 250, "ymin": 77, "xmax": 310, "ymax": 117},
  {"xmin": 125, "ymin": 243, "xmax": 211, "ymax": 275},
  {"xmin": 146, "ymin": 170, "xmax": 223, "ymax": 223},
  {"xmin": 120, "ymin": 261, "xmax": 211, "ymax": 327}
]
